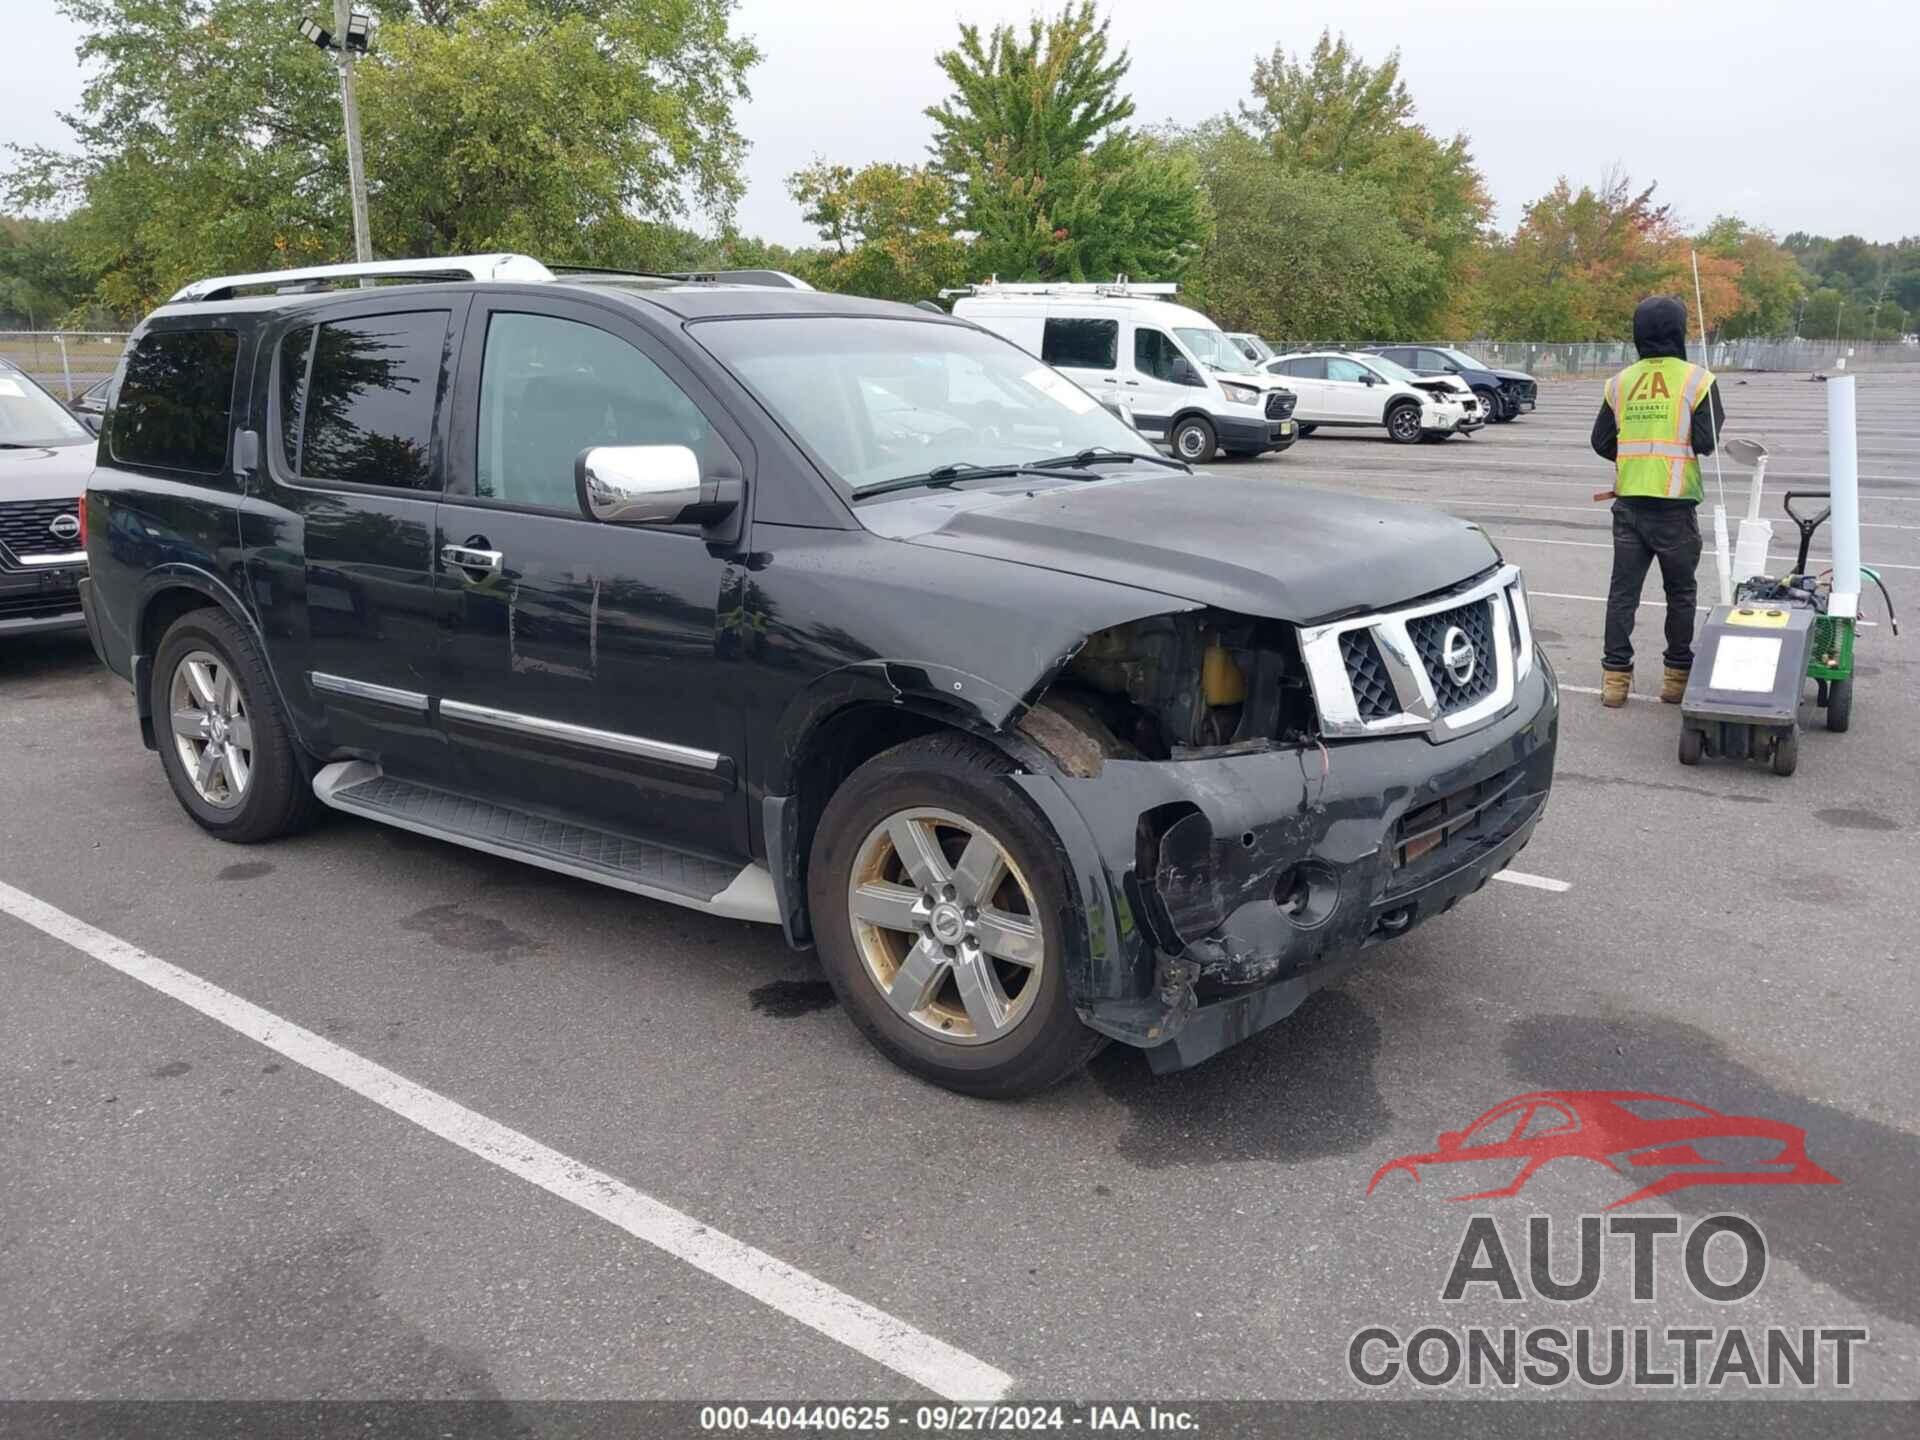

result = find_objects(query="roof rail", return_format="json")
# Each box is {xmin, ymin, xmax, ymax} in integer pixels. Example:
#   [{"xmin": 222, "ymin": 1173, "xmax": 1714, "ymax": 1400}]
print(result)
[
  {"xmin": 939, "ymin": 274, "xmax": 1179, "ymax": 300},
  {"xmin": 170, "ymin": 253, "xmax": 555, "ymax": 303},
  {"xmin": 660, "ymin": 268, "xmax": 816, "ymax": 291}
]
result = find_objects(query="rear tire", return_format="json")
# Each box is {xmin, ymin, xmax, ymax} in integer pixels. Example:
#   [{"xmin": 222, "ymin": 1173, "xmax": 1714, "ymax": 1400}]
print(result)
[
  {"xmin": 808, "ymin": 735, "xmax": 1105, "ymax": 1098},
  {"xmin": 152, "ymin": 609, "xmax": 319, "ymax": 843},
  {"xmin": 1824, "ymin": 677, "xmax": 1853, "ymax": 732},
  {"xmin": 1170, "ymin": 415, "xmax": 1217, "ymax": 464},
  {"xmin": 1386, "ymin": 401, "xmax": 1423, "ymax": 444},
  {"xmin": 1770, "ymin": 729, "xmax": 1799, "ymax": 776},
  {"xmin": 1295, "ymin": 423, "xmax": 1317, "ymax": 437}
]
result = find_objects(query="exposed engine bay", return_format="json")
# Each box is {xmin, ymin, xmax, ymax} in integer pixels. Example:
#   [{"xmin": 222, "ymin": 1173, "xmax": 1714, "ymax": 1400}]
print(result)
[{"xmin": 1019, "ymin": 611, "xmax": 1319, "ymax": 771}]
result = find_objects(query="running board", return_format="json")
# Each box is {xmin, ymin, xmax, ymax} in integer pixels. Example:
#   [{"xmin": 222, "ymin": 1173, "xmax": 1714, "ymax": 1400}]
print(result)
[{"xmin": 312, "ymin": 762, "xmax": 778, "ymax": 924}]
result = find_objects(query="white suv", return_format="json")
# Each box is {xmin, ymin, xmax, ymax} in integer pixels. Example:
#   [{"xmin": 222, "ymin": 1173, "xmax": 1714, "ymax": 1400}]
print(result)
[{"xmin": 1265, "ymin": 350, "xmax": 1477, "ymax": 444}]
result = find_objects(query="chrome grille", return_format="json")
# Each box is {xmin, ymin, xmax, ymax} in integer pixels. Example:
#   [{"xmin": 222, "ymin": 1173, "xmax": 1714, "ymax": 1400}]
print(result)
[
  {"xmin": 1407, "ymin": 599, "xmax": 1499, "ymax": 714},
  {"xmin": 1298, "ymin": 565, "xmax": 1533, "ymax": 742},
  {"xmin": 0, "ymin": 499, "xmax": 82, "ymax": 560}
]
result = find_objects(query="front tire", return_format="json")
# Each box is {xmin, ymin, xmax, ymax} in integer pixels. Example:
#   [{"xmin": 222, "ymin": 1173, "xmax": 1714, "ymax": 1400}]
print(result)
[
  {"xmin": 1295, "ymin": 423, "xmax": 1318, "ymax": 437},
  {"xmin": 1825, "ymin": 677, "xmax": 1853, "ymax": 732},
  {"xmin": 1474, "ymin": 387, "xmax": 1504, "ymax": 423},
  {"xmin": 152, "ymin": 609, "xmax": 318, "ymax": 843},
  {"xmin": 1386, "ymin": 401, "xmax": 1423, "ymax": 444},
  {"xmin": 1170, "ymin": 415, "xmax": 1217, "ymax": 464},
  {"xmin": 807, "ymin": 734, "xmax": 1104, "ymax": 1098}
]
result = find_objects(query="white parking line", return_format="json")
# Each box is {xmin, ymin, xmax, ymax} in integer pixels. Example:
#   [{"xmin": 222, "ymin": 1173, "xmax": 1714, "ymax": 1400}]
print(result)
[
  {"xmin": 0, "ymin": 880, "xmax": 1014, "ymax": 1403},
  {"xmin": 1490, "ymin": 533, "xmax": 1920, "ymax": 572},
  {"xmin": 1492, "ymin": 870, "xmax": 1573, "ymax": 893}
]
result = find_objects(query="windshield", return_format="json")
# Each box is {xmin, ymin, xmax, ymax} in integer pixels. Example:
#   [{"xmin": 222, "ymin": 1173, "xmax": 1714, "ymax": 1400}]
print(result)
[
  {"xmin": 695, "ymin": 316, "xmax": 1157, "ymax": 493},
  {"xmin": 0, "ymin": 366, "xmax": 92, "ymax": 449},
  {"xmin": 1362, "ymin": 354, "xmax": 1423, "ymax": 384},
  {"xmin": 1173, "ymin": 327, "xmax": 1259, "ymax": 376},
  {"xmin": 1438, "ymin": 347, "xmax": 1485, "ymax": 370}
]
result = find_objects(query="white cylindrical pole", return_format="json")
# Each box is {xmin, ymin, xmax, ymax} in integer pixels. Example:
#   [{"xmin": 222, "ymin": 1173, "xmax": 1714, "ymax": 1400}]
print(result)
[{"xmin": 1827, "ymin": 375, "xmax": 1861, "ymax": 616}]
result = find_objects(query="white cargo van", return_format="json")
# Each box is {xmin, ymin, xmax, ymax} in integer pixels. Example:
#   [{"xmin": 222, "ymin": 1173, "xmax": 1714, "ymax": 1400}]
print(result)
[{"xmin": 949, "ymin": 281, "xmax": 1297, "ymax": 462}]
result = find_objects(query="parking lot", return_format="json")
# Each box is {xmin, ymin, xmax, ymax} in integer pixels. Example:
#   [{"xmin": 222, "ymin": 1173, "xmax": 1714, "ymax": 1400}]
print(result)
[{"xmin": 2, "ymin": 371, "xmax": 1916, "ymax": 1409}]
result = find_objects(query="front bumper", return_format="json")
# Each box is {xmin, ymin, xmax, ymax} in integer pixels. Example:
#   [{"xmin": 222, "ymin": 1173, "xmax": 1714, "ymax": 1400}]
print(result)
[
  {"xmin": 1014, "ymin": 657, "xmax": 1558, "ymax": 1071},
  {"xmin": 1217, "ymin": 413, "xmax": 1296, "ymax": 453},
  {"xmin": 0, "ymin": 563, "xmax": 88, "ymax": 637}
]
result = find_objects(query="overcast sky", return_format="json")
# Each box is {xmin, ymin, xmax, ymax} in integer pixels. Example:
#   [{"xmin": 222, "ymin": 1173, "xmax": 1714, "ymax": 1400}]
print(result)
[{"xmin": 10, "ymin": 0, "xmax": 1918, "ymax": 246}]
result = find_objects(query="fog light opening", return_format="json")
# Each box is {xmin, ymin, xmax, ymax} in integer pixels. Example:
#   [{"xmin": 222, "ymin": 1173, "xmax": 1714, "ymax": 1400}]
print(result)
[
  {"xmin": 1274, "ymin": 867, "xmax": 1310, "ymax": 917},
  {"xmin": 1377, "ymin": 906, "xmax": 1414, "ymax": 936},
  {"xmin": 1271, "ymin": 860, "xmax": 1339, "ymax": 929}
]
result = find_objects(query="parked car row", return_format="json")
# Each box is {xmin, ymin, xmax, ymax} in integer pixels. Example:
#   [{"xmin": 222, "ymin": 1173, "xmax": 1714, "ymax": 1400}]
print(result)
[{"xmin": 55, "ymin": 254, "xmax": 1557, "ymax": 1098}]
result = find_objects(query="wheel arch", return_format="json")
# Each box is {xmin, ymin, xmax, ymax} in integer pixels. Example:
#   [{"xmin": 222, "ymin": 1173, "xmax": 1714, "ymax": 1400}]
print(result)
[
  {"xmin": 763, "ymin": 665, "xmax": 1052, "ymax": 947},
  {"xmin": 132, "ymin": 567, "xmax": 285, "ymax": 751}
]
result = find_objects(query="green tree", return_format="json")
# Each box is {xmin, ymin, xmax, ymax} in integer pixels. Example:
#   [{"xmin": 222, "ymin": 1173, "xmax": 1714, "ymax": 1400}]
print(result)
[
  {"xmin": 0, "ymin": 216, "xmax": 93, "ymax": 327},
  {"xmin": 925, "ymin": 2, "xmax": 1209, "ymax": 281},
  {"xmin": 788, "ymin": 161, "xmax": 969, "ymax": 301},
  {"xmin": 1698, "ymin": 216, "xmax": 1803, "ymax": 338},
  {"xmin": 1243, "ymin": 30, "xmax": 1491, "ymax": 330},
  {"xmin": 7, "ymin": 0, "xmax": 760, "ymax": 316},
  {"xmin": 1173, "ymin": 122, "xmax": 1436, "ymax": 342}
]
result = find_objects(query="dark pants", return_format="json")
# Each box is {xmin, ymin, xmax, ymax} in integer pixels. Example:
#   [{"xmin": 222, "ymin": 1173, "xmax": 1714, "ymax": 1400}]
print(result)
[{"xmin": 1603, "ymin": 499, "xmax": 1702, "ymax": 672}]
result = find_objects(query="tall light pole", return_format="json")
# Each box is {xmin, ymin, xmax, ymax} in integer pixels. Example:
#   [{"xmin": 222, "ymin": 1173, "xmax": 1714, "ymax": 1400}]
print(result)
[{"xmin": 299, "ymin": 7, "xmax": 378, "ymax": 263}]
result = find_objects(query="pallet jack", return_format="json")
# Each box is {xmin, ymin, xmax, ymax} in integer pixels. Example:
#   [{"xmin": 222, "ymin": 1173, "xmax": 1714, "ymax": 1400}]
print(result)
[{"xmin": 1679, "ymin": 379, "xmax": 1898, "ymax": 775}]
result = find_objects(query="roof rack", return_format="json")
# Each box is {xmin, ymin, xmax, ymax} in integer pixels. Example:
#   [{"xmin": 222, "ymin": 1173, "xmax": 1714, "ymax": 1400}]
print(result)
[
  {"xmin": 939, "ymin": 275, "xmax": 1179, "ymax": 300},
  {"xmin": 660, "ymin": 269, "xmax": 815, "ymax": 291},
  {"xmin": 170, "ymin": 253, "xmax": 555, "ymax": 303}
]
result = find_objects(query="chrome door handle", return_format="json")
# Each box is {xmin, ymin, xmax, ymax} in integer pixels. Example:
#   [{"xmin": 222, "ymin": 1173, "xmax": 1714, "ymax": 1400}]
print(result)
[{"xmin": 441, "ymin": 544, "xmax": 503, "ymax": 575}]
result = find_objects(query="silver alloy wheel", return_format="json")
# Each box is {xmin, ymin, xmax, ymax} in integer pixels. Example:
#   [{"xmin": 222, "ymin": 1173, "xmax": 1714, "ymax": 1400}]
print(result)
[
  {"xmin": 1175, "ymin": 423, "xmax": 1209, "ymax": 460},
  {"xmin": 846, "ymin": 807, "xmax": 1045, "ymax": 1046},
  {"xmin": 168, "ymin": 649, "xmax": 254, "ymax": 809}
]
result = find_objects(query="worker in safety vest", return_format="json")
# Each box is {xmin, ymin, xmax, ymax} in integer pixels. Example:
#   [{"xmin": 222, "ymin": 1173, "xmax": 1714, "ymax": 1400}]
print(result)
[{"xmin": 1591, "ymin": 295, "xmax": 1727, "ymax": 707}]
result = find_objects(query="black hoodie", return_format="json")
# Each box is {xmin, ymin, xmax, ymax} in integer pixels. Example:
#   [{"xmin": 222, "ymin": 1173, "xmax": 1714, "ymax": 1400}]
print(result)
[{"xmin": 1591, "ymin": 295, "xmax": 1726, "ymax": 498}]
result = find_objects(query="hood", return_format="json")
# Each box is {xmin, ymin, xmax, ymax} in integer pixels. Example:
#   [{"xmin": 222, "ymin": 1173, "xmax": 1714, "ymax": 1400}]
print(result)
[
  {"xmin": 0, "ymin": 439, "xmax": 95, "ymax": 504},
  {"xmin": 863, "ymin": 471, "xmax": 1499, "ymax": 624},
  {"xmin": 1492, "ymin": 367, "xmax": 1534, "ymax": 383},
  {"xmin": 1633, "ymin": 296, "xmax": 1690, "ymax": 361}
]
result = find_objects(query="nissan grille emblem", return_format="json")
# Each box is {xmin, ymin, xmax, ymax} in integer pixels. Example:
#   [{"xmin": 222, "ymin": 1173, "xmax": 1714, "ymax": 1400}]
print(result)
[
  {"xmin": 49, "ymin": 513, "xmax": 82, "ymax": 542},
  {"xmin": 1440, "ymin": 626, "xmax": 1477, "ymax": 687}
]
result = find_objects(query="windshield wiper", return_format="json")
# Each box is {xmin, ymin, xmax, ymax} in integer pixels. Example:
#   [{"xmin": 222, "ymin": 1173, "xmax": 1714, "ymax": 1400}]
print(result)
[
  {"xmin": 854, "ymin": 461, "xmax": 1036, "ymax": 499},
  {"xmin": 1028, "ymin": 447, "xmax": 1191, "ymax": 474}
]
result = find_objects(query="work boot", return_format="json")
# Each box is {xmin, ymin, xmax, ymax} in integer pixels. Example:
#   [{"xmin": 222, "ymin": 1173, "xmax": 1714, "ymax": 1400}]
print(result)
[
  {"xmin": 1661, "ymin": 666, "xmax": 1689, "ymax": 705},
  {"xmin": 1601, "ymin": 669, "xmax": 1632, "ymax": 708}
]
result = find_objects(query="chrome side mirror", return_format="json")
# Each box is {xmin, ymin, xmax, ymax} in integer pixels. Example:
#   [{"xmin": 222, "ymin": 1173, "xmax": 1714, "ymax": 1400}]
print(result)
[{"xmin": 575, "ymin": 445, "xmax": 703, "ymax": 525}]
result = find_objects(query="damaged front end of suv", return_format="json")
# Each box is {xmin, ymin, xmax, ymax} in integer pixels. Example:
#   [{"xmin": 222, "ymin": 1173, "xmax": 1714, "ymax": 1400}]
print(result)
[{"xmin": 1002, "ymin": 563, "xmax": 1557, "ymax": 1072}]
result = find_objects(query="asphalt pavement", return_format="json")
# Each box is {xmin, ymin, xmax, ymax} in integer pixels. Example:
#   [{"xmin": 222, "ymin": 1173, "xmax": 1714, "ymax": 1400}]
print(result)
[{"xmin": 1, "ymin": 371, "xmax": 1915, "ymax": 1415}]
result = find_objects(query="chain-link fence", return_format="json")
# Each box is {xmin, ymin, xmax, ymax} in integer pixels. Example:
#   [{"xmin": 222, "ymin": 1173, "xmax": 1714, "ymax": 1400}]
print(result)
[
  {"xmin": 1285, "ymin": 337, "xmax": 1920, "ymax": 379},
  {"xmin": 0, "ymin": 331, "xmax": 133, "ymax": 400}
]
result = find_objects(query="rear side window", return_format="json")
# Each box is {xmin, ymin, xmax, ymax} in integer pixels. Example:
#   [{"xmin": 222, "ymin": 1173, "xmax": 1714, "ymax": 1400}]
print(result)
[
  {"xmin": 279, "ymin": 311, "xmax": 448, "ymax": 490},
  {"xmin": 1041, "ymin": 318, "xmax": 1117, "ymax": 371},
  {"xmin": 109, "ymin": 328, "xmax": 239, "ymax": 473},
  {"xmin": 1282, "ymin": 357, "xmax": 1326, "ymax": 380}
]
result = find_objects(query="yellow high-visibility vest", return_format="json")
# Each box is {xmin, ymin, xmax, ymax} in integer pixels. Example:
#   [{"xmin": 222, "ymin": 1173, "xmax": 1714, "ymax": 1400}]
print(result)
[{"xmin": 1604, "ymin": 357, "xmax": 1714, "ymax": 501}]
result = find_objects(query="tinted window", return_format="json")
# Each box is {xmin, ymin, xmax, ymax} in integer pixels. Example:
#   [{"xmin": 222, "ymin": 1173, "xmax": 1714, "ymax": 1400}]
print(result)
[
  {"xmin": 1134, "ymin": 328, "xmax": 1196, "ymax": 385},
  {"xmin": 297, "ymin": 311, "xmax": 448, "ymax": 489},
  {"xmin": 1378, "ymin": 348, "xmax": 1412, "ymax": 365},
  {"xmin": 1417, "ymin": 349, "xmax": 1455, "ymax": 371},
  {"xmin": 1280, "ymin": 357, "xmax": 1325, "ymax": 379},
  {"xmin": 108, "ymin": 329, "xmax": 238, "ymax": 472},
  {"xmin": 1326, "ymin": 358, "xmax": 1371, "ymax": 383},
  {"xmin": 1041, "ymin": 318, "xmax": 1117, "ymax": 371},
  {"xmin": 278, "ymin": 326, "xmax": 314, "ymax": 470},
  {"xmin": 477, "ymin": 312, "xmax": 733, "ymax": 512}
]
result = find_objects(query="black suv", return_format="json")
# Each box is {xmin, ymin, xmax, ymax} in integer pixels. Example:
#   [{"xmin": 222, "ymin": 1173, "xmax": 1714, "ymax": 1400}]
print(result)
[
  {"xmin": 81, "ymin": 255, "xmax": 1557, "ymax": 1096},
  {"xmin": 1, "ymin": 357, "xmax": 95, "ymax": 638},
  {"xmin": 1366, "ymin": 346, "xmax": 1537, "ymax": 423}
]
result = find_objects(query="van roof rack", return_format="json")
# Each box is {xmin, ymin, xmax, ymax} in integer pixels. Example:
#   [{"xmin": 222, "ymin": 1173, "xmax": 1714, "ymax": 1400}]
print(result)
[
  {"xmin": 171, "ymin": 253, "xmax": 555, "ymax": 303},
  {"xmin": 939, "ymin": 275, "xmax": 1179, "ymax": 300}
]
